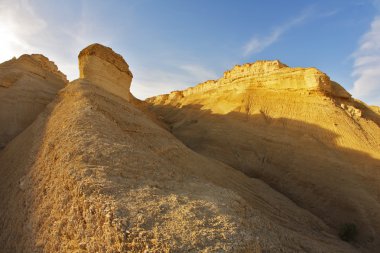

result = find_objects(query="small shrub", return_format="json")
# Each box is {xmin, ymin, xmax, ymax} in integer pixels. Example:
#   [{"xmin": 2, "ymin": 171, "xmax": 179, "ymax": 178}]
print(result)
[{"xmin": 339, "ymin": 223, "xmax": 357, "ymax": 242}]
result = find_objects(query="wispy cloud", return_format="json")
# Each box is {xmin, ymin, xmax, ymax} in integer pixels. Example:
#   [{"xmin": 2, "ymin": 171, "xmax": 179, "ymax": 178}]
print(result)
[
  {"xmin": 179, "ymin": 65, "xmax": 218, "ymax": 81},
  {"xmin": 0, "ymin": 0, "xmax": 46, "ymax": 60},
  {"xmin": 0, "ymin": 0, "xmax": 218, "ymax": 99},
  {"xmin": 351, "ymin": 16, "xmax": 380, "ymax": 105},
  {"xmin": 0, "ymin": 0, "xmax": 111, "ymax": 81},
  {"xmin": 131, "ymin": 64, "xmax": 218, "ymax": 99},
  {"xmin": 242, "ymin": 7, "xmax": 313, "ymax": 56},
  {"xmin": 319, "ymin": 9, "xmax": 339, "ymax": 18}
]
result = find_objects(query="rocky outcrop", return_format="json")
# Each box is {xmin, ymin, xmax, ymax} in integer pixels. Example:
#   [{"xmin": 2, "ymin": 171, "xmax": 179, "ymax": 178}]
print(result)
[
  {"xmin": 147, "ymin": 60, "xmax": 380, "ymax": 251},
  {"xmin": 222, "ymin": 60, "xmax": 351, "ymax": 98},
  {"xmin": 0, "ymin": 54, "xmax": 67, "ymax": 148},
  {"xmin": 149, "ymin": 60, "xmax": 351, "ymax": 105},
  {"xmin": 78, "ymin": 43, "xmax": 133, "ymax": 101},
  {"xmin": 0, "ymin": 54, "xmax": 67, "ymax": 83}
]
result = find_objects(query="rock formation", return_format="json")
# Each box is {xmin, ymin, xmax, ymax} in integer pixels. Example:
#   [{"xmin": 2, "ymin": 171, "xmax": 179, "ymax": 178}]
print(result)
[
  {"xmin": 79, "ymin": 43, "xmax": 133, "ymax": 101},
  {"xmin": 0, "ymin": 54, "xmax": 67, "ymax": 148},
  {"xmin": 0, "ymin": 47, "xmax": 358, "ymax": 252},
  {"xmin": 147, "ymin": 60, "xmax": 380, "ymax": 252},
  {"xmin": 149, "ymin": 60, "xmax": 351, "ymax": 106}
]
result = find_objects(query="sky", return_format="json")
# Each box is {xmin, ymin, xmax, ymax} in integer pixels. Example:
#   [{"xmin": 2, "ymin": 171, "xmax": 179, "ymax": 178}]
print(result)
[{"xmin": 0, "ymin": 0, "xmax": 380, "ymax": 105}]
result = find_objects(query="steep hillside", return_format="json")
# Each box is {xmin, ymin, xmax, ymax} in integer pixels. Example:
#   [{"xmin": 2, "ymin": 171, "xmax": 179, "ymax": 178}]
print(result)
[
  {"xmin": 0, "ymin": 46, "xmax": 356, "ymax": 252},
  {"xmin": 371, "ymin": 105, "xmax": 380, "ymax": 116},
  {"xmin": 147, "ymin": 60, "xmax": 380, "ymax": 251},
  {"xmin": 0, "ymin": 54, "xmax": 67, "ymax": 148}
]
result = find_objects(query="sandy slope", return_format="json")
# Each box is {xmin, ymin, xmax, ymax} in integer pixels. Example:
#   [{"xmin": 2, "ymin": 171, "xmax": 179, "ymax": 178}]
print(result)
[
  {"xmin": 147, "ymin": 61, "xmax": 380, "ymax": 252},
  {"xmin": 0, "ymin": 46, "xmax": 357, "ymax": 252},
  {"xmin": 370, "ymin": 105, "xmax": 380, "ymax": 116}
]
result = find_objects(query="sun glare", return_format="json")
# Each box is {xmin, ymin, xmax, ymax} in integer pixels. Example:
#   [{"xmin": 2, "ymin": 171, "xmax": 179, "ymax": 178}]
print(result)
[{"xmin": 0, "ymin": 23, "xmax": 28, "ymax": 62}]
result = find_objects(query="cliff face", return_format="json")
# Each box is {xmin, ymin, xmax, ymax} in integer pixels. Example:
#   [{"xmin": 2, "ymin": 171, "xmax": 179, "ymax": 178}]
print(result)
[
  {"xmin": 0, "ymin": 54, "xmax": 67, "ymax": 148},
  {"xmin": 0, "ymin": 47, "xmax": 357, "ymax": 252},
  {"xmin": 147, "ymin": 60, "xmax": 380, "ymax": 251},
  {"xmin": 147, "ymin": 60, "xmax": 377, "ymax": 157},
  {"xmin": 78, "ymin": 43, "xmax": 133, "ymax": 101},
  {"xmin": 150, "ymin": 60, "xmax": 351, "ymax": 104}
]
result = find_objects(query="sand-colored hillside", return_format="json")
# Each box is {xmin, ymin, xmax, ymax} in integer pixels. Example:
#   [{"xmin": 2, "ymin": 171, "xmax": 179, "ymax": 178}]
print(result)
[
  {"xmin": 147, "ymin": 61, "xmax": 380, "ymax": 251},
  {"xmin": 0, "ymin": 54, "xmax": 67, "ymax": 148},
  {"xmin": 0, "ymin": 45, "xmax": 357, "ymax": 252},
  {"xmin": 370, "ymin": 105, "xmax": 380, "ymax": 116}
]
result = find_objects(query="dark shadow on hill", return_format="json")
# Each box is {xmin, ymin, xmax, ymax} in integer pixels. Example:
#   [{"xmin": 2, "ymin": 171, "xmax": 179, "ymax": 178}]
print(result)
[
  {"xmin": 147, "ymin": 102, "xmax": 380, "ymax": 252},
  {"xmin": 0, "ymin": 101, "xmax": 55, "ymax": 252}
]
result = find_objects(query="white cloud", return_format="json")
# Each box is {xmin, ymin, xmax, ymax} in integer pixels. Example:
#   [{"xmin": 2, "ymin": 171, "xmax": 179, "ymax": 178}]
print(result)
[
  {"xmin": 179, "ymin": 65, "xmax": 218, "ymax": 81},
  {"xmin": 131, "ymin": 64, "xmax": 218, "ymax": 99},
  {"xmin": 351, "ymin": 16, "xmax": 380, "ymax": 105},
  {"xmin": 0, "ymin": 0, "xmax": 77, "ymax": 79},
  {"xmin": 243, "ymin": 8, "xmax": 312, "ymax": 56},
  {"xmin": 0, "ymin": 0, "xmax": 110, "ymax": 81},
  {"xmin": 0, "ymin": 0, "xmax": 216, "ymax": 99},
  {"xmin": 0, "ymin": 0, "xmax": 46, "ymax": 60}
]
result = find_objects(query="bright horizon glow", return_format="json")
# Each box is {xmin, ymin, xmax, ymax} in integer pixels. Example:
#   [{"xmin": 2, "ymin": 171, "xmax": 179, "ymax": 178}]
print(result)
[{"xmin": 0, "ymin": 0, "xmax": 379, "ymax": 105}]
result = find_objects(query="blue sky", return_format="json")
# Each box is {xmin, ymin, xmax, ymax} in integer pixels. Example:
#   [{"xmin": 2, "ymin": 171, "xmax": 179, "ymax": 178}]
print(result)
[{"xmin": 0, "ymin": 0, "xmax": 379, "ymax": 105}]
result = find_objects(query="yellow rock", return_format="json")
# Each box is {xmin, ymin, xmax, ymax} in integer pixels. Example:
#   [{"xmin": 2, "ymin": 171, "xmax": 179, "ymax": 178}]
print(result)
[
  {"xmin": 147, "ymin": 60, "xmax": 380, "ymax": 251},
  {"xmin": 79, "ymin": 43, "xmax": 133, "ymax": 102},
  {"xmin": 0, "ymin": 54, "xmax": 67, "ymax": 148},
  {"xmin": 0, "ymin": 48, "xmax": 358, "ymax": 252}
]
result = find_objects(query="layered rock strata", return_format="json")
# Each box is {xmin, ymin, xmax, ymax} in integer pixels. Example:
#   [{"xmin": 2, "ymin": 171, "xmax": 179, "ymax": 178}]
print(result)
[
  {"xmin": 79, "ymin": 43, "xmax": 133, "ymax": 101},
  {"xmin": 147, "ymin": 60, "xmax": 380, "ymax": 251},
  {"xmin": 0, "ymin": 54, "xmax": 67, "ymax": 148},
  {"xmin": 149, "ymin": 60, "xmax": 351, "ymax": 104}
]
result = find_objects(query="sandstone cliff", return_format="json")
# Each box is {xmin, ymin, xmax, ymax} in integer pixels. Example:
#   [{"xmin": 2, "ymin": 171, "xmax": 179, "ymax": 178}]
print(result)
[
  {"xmin": 147, "ymin": 60, "xmax": 380, "ymax": 251},
  {"xmin": 0, "ymin": 54, "xmax": 67, "ymax": 148},
  {"xmin": 0, "ymin": 47, "xmax": 357, "ymax": 252},
  {"xmin": 150, "ymin": 60, "xmax": 351, "ymax": 106}
]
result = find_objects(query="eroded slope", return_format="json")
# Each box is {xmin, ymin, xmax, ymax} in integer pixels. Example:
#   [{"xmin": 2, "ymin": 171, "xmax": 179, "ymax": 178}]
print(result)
[
  {"xmin": 147, "ymin": 60, "xmax": 380, "ymax": 251},
  {"xmin": 0, "ymin": 54, "xmax": 67, "ymax": 148},
  {"xmin": 0, "ymin": 47, "xmax": 356, "ymax": 252}
]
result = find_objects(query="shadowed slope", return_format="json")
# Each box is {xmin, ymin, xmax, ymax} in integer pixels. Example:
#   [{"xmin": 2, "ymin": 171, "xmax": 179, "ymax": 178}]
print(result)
[
  {"xmin": 0, "ymin": 81, "xmax": 358, "ymax": 252},
  {"xmin": 147, "ymin": 61, "xmax": 380, "ymax": 252}
]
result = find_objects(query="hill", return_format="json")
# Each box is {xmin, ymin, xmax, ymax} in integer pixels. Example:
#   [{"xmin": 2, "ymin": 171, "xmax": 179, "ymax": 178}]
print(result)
[
  {"xmin": 147, "ymin": 60, "xmax": 380, "ymax": 251},
  {"xmin": 0, "ymin": 54, "xmax": 67, "ymax": 148},
  {"xmin": 0, "ymin": 45, "xmax": 358, "ymax": 252}
]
